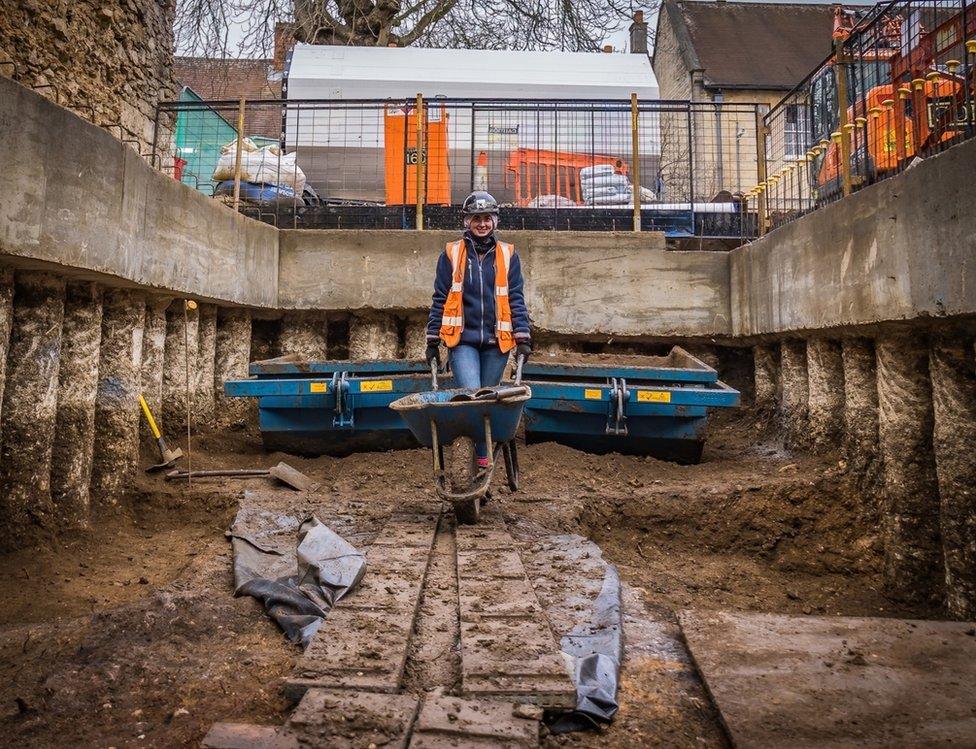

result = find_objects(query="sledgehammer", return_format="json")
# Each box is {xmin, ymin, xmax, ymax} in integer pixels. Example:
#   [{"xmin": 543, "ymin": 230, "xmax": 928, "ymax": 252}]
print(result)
[{"xmin": 139, "ymin": 394, "xmax": 184, "ymax": 472}]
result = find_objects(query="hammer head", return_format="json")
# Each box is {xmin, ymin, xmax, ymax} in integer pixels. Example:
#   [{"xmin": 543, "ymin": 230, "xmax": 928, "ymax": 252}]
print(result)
[{"xmin": 146, "ymin": 447, "xmax": 184, "ymax": 473}]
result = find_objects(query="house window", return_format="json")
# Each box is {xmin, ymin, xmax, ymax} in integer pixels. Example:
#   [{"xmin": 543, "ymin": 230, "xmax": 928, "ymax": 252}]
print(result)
[{"xmin": 784, "ymin": 104, "xmax": 810, "ymax": 159}]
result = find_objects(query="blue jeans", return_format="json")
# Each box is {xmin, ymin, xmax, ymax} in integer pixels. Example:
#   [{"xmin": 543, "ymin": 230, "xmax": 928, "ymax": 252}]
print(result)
[{"xmin": 449, "ymin": 344, "xmax": 510, "ymax": 457}]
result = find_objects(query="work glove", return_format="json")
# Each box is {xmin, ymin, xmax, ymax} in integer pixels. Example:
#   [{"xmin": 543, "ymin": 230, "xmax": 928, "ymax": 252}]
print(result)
[
  {"xmin": 425, "ymin": 342, "xmax": 441, "ymax": 366},
  {"xmin": 516, "ymin": 341, "xmax": 532, "ymax": 363}
]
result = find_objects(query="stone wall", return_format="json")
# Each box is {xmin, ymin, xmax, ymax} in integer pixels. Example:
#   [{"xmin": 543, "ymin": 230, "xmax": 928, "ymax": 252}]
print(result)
[{"xmin": 0, "ymin": 0, "xmax": 178, "ymax": 155}]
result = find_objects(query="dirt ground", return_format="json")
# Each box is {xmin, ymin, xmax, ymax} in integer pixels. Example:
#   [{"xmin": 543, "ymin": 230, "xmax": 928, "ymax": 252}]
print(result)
[{"xmin": 0, "ymin": 411, "xmax": 939, "ymax": 747}]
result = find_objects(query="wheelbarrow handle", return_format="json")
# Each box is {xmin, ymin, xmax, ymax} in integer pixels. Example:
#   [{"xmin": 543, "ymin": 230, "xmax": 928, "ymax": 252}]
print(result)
[
  {"xmin": 430, "ymin": 360, "xmax": 439, "ymax": 391},
  {"xmin": 514, "ymin": 354, "xmax": 525, "ymax": 386}
]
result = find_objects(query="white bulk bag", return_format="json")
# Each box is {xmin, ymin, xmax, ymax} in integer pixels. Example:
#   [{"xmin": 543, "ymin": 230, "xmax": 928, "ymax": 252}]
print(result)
[{"xmin": 579, "ymin": 164, "xmax": 616, "ymax": 180}]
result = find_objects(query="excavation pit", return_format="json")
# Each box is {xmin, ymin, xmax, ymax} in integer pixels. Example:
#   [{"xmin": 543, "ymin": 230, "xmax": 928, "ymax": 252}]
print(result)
[{"xmin": 0, "ymin": 413, "xmax": 946, "ymax": 747}]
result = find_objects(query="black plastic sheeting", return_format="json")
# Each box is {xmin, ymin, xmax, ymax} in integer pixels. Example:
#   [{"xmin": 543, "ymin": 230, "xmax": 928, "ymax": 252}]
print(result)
[
  {"xmin": 548, "ymin": 565, "xmax": 624, "ymax": 733},
  {"xmin": 229, "ymin": 511, "xmax": 366, "ymax": 648}
]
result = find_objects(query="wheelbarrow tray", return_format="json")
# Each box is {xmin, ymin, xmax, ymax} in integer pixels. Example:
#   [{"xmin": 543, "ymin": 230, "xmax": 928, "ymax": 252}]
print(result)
[{"xmin": 390, "ymin": 387, "xmax": 531, "ymax": 447}]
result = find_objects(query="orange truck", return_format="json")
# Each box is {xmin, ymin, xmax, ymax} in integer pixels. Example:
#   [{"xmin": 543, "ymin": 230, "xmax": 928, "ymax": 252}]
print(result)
[{"xmin": 813, "ymin": 5, "xmax": 975, "ymax": 197}]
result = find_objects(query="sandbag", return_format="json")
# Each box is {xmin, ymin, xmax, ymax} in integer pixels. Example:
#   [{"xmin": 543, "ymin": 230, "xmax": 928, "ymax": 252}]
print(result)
[
  {"xmin": 212, "ymin": 142, "xmax": 306, "ymax": 193},
  {"xmin": 579, "ymin": 164, "xmax": 615, "ymax": 180},
  {"xmin": 580, "ymin": 173, "xmax": 630, "ymax": 190},
  {"xmin": 582, "ymin": 184, "xmax": 629, "ymax": 201},
  {"xmin": 526, "ymin": 194, "xmax": 578, "ymax": 208}
]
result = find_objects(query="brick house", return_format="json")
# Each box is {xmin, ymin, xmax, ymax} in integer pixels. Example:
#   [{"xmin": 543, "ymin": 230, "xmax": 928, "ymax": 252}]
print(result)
[{"xmin": 652, "ymin": 0, "xmax": 863, "ymax": 198}]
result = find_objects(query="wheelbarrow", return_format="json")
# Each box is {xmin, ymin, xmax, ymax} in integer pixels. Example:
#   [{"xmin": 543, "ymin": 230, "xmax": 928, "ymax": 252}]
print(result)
[{"xmin": 390, "ymin": 357, "xmax": 531, "ymax": 524}]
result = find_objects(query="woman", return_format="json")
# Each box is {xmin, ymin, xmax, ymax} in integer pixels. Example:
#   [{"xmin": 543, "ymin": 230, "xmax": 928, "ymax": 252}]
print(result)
[{"xmin": 426, "ymin": 191, "xmax": 532, "ymax": 468}]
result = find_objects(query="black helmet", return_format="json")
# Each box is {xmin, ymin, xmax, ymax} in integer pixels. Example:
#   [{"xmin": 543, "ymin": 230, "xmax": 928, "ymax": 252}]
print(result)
[{"xmin": 462, "ymin": 191, "xmax": 499, "ymax": 216}]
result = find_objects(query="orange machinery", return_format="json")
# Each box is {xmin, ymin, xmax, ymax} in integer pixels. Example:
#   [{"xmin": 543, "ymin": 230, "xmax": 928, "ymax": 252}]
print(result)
[
  {"xmin": 504, "ymin": 148, "xmax": 629, "ymax": 206},
  {"xmin": 384, "ymin": 105, "xmax": 451, "ymax": 205},
  {"xmin": 817, "ymin": 5, "xmax": 975, "ymax": 191}
]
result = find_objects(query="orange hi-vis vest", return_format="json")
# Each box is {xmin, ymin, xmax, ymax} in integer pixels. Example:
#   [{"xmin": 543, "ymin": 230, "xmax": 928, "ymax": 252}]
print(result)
[{"xmin": 438, "ymin": 239, "xmax": 516, "ymax": 353}]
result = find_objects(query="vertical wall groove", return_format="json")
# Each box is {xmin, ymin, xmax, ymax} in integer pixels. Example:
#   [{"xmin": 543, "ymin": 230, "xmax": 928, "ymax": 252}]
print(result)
[
  {"xmin": 779, "ymin": 338, "xmax": 809, "ymax": 449},
  {"xmin": 929, "ymin": 336, "xmax": 976, "ymax": 618},
  {"xmin": 215, "ymin": 307, "xmax": 253, "ymax": 426},
  {"xmin": 279, "ymin": 311, "xmax": 328, "ymax": 360},
  {"xmin": 807, "ymin": 338, "xmax": 844, "ymax": 452},
  {"xmin": 349, "ymin": 312, "xmax": 398, "ymax": 360},
  {"xmin": 195, "ymin": 303, "xmax": 217, "ymax": 427},
  {"xmin": 876, "ymin": 335, "xmax": 942, "ymax": 604},
  {"xmin": 163, "ymin": 300, "xmax": 199, "ymax": 434},
  {"xmin": 90, "ymin": 289, "xmax": 145, "ymax": 506},
  {"xmin": 753, "ymin": 343, "xmax": 779, "ymax": 412},
  {"xmin": 0, "ymin": 267, "xmax": 15, "ymax": 442},
  {"xmin": 842, "ymin": 337, "xmax": 879, "ymax": 491},
  {"xmin": 0, "ymin": 272, "xmax": 65, "ymax": 548},
  {"xmin": 141, "ymin": 295, "xmax": 171, "ymax": 445},
  {"xmin": 402, "ymin": 312, "xmax": 428, "ymax": 360},
  {"xmin": 50, "ymin": 282, "xmax": 103, "ymax": 528}
]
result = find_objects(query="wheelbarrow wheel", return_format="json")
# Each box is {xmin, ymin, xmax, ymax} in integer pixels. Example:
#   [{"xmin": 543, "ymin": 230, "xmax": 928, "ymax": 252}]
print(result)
[
  {"xmin": 455, "ymin": 495, "xmax": 481, "ymax": 525},
  {"xmin": 502, "ymin": 441, "xmax": 519, "ymax": 492},
  {"xmin": 447, "ymin": 436, "xmax": 477, "ymax": 493}
]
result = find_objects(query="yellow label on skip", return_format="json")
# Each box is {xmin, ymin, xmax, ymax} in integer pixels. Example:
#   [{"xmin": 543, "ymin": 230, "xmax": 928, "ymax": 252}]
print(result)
[
  {"xmin": 309, "ymin": 382, "xmax": 327, "ymax": 393},
  {"xmin": 637, "ymin": 390, "xmax": 671, "ymax": 403},
  {"xmin": 584, "ymin": 389, "xmax": 603, "ymax": 400},
  {"xmin": 360, "ymin": 380, "xmax": 393, "ymax": 393}
]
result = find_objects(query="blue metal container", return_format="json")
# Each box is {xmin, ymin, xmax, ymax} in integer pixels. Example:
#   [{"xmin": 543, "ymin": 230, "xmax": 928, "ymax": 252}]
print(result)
[
  {"xmin": 519, "ymin": 347, "xmax": 739, "ymax": 464},
  {"xmin": 224, "ymin": 348, "xmax": 737, "ymax": 463},
  {"xmin": 389, "ymin": 388, "xmax": 531, "ymax": 448},
  {"xmin": 224, "ymin": 359, "xmax": 452, "ymax": 455}
]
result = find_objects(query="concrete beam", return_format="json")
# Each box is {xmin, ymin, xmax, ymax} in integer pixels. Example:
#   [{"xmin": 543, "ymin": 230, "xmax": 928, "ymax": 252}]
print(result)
[
  {"xmin": 0, "ymin": 272, "xmax": 65, "ymax": 548},
  {"xmin": 731, "ymin": 137, "xmax": 976, "ymax": 336},
  {"xmin": 278, "ymin": 230, "xmax": 731, "ymax": 339},
  {"xmin": 51, "ymin": 282, "xmax": 103, "ymax": 528},
  {"xmin": 0, "ymin": 78, "xmax": 278, "ymax": 308}
]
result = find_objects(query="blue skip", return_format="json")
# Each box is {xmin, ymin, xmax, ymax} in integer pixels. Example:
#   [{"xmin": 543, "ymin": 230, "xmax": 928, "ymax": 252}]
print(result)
[
  {"xmin": 223, "ymin": 347, "xmax": 739, "ymax": 463},
  {"xmin": 519, "ymin": 348, "xmax": 740, "ymax": 464}
]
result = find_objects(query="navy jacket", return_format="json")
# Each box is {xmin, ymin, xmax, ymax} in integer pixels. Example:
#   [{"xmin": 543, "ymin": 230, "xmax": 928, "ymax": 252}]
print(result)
[{"xmin": 427, "ymin": 233, "xmax": 531, "ymax": 348}]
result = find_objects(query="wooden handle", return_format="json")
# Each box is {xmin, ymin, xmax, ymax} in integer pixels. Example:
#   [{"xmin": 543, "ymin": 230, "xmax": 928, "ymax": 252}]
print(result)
[{"xmin": 138, "ymin": 394, "xmax": 162, "ymax": 439}]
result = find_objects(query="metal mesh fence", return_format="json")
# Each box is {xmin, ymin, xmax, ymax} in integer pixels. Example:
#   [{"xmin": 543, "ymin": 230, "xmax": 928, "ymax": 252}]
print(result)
[
  {"xmin": 758, "ymin": 0, "xmax": 975, "ymax": 230},
  {"xmin": 154, "ymin": 97, "xmax": 762, "ymax": 239}
]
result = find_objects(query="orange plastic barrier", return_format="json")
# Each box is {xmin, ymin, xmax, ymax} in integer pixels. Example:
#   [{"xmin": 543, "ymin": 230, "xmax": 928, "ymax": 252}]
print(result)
[
  {"xmin": 385, "ymin": 105, "xmax": 451, "ymax": 205},
  {"xmin": 504, "ymin": 148, "xmax": 629, "ymax": 206}
]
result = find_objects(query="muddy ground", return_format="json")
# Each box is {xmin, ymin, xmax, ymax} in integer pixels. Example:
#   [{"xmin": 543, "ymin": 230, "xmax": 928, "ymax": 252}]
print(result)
[{"xmin": 0, "ymin": 412, "xmax": 939, "ymax": 747}]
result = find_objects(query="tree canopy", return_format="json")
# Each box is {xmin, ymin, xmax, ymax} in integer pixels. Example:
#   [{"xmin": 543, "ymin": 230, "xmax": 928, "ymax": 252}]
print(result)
[{"xmin": 174, "ymin": 0, "xmax": 652, "ymax": 57}]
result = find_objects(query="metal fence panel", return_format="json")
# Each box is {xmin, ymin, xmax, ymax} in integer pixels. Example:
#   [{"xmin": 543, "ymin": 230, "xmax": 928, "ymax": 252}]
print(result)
[
  {"xmin": 758, "ymin": 0, "xmax": 974, "ymax": 230},
  {"xmin": 153, "ymin": 97, "xmax": 763, "ymax": 239}
]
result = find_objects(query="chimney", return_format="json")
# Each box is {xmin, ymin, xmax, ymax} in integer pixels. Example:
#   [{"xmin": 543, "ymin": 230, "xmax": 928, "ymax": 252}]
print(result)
[
  {"xmin": 273, "ymin": 22, "xmax": 297, "ymax": 72},
  {"xmin": 629, "ymin": 10, "xmax": 648, "ymax": 54}
]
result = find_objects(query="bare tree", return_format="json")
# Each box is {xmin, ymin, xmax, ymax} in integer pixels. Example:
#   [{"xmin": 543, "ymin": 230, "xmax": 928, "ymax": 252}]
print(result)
[{"xmin": 174, "ymin": 0, "xmax": 653, "ymax": 57}]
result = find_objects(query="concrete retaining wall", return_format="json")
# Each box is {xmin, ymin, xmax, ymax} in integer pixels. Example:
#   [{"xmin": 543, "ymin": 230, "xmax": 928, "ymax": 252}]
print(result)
[
  {"xmin": 0, "ymin": 77, "xmax": 278, "ymax": 308},
  {"xmin": 279, "ymin": 230, "xmax": 732, "ymax": 338},
  {"xmin": 730, "ymin": 136, "xmax": 976, "ymax": 337}
]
